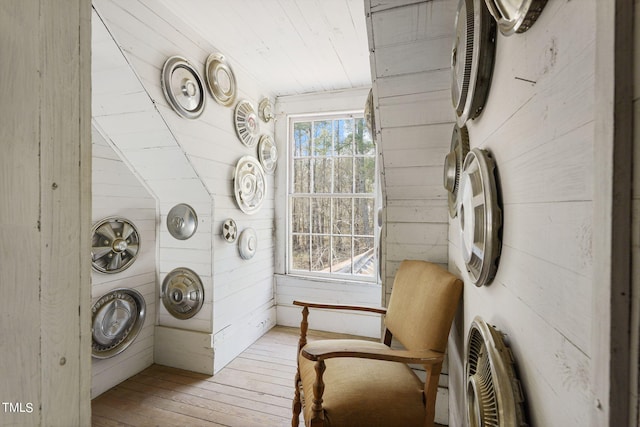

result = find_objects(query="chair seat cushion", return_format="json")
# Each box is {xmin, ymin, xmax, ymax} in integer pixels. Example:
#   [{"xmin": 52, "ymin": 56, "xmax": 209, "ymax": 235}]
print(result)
[{"xmin": 299, "ymin": 339, "xmax": 426, "ymax": 427}]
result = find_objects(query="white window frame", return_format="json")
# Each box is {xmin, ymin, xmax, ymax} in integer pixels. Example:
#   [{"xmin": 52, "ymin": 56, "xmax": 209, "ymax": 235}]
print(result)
[{"xmin": 285, "ymin": 111, "xmax": 379, "ymax": 283}]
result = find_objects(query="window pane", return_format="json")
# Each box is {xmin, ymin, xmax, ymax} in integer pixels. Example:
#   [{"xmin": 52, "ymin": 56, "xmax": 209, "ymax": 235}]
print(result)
[
  {"xmin": 362, "ymin": 125, "xmax": 373, "ymax": 147},
  {"xmin": 354, "ymin": 198, "xmax": 374, "ymax": 236},
  {"xmin": 293, "ymin": 159, "xmax": 310, "ymax": 193},
  {"xmin": 334, "ymin": 119, "xmax": 353, "ymax": 155},
  {"xmin": 289, "ymin": 114, "xmax": 377, "ymax": 280},
  {"xmin": 291, "ymin": 197, "xmax": 309, "ymax": 233},
  {"xmin": 313, "ymin": 120, "xmax": 333, "ymax": 156},
  {"xmin": 355, "ymin": 118, "xmax": 375, "ymax": 155},
  {"xmin": 333, "ymin": 198, "xmax": 352, "ymax": 235},
  {"xmin": 311, "ymin": 198, "xmax": 330, "ymax": 234},
  {"xmin": 292, "ymin": 234, "xmax": 310, "ymax": 271},
  {"xmin": 294, "ymin": 122, "xmax": 311, "ymax": 157},
  {"xmin": 332, "ymin": 236, "xmax": 352, "ymax": 274},
  {"xmin": 313, "ymin": 158, "xmax": 332, "ymax": 193},
  {"xmin": 334, "ymin": 158, "xmax": 353, "ymax": 193},
  {"xmin": 355, "ymin": 157, "xmax": 375, "ymax": 193},
  {"xmin": 311, "ymin": 235, "xmax": 330, "ymax": 272},
  {"xmin": 354, "ymin": 237, "xmax": 375, "ymax": 276}
]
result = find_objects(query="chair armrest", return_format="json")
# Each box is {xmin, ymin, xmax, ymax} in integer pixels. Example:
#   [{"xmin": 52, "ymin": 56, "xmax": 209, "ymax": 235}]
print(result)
[
  {"xmin": 301, "ymin": 341, "xmax": 444, "ymax": 365},
  {"xmin": 293, "ymin": 300, "xmax": 387, "ymax": 315}
]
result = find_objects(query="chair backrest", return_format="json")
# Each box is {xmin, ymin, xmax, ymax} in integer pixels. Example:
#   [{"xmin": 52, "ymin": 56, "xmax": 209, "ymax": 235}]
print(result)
[{"xmin": 385, "ymin": 260, "xmax": 463, "ymax": 353}]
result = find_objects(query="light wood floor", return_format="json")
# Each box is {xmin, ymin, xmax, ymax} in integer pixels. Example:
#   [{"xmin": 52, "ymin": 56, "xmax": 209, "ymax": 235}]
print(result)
[
  {"xmin": 92, "ymin": 327, "xmax": 340, "ymax": 426},
  {"xmin": 92, "ymin": 326, "xmax": 446, "ymax": 426}
]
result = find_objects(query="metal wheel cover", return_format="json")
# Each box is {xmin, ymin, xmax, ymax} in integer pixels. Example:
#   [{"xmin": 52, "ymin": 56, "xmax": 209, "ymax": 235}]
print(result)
[
  {"xmin": 161, "ymin": 268, "xmax": 204, "ymax": 320},
  {"xmin": 258, "ymin": 98, "xmax": 274, "ymax": 122},
  {"xmin": 222, "ymin": 218, "xmax": 238, "ymax": 243},
  {"xmin": 167, "ymin": 203, "xmax": 198, "ymax": 240},
  {"xmin": 91, "ymin": 288, "xmax": 146, "ymax": 359},
  {"xmin": 444, "ymin": 124, "xmax": 470, "ymax": 218},
  {"xmin": 258, "ymin": 134, "xmax": 278, "ymax": 174},
  {"xmin": 234, "ymin": 100, "xmax": 260, "ymax": 147},
  {"xmin": 451, "ymin": 0, "xmax": 497, "ymax": 126},
  {"xmin": 466, "ymin": 317, "xmax": 527, "ymax": 427},
  {"xmin": 485, "ymin": 0, "xmax": 548, "ymax": 35},
  {"xmin": 458, "ymin": 148, "xmax": 502, "ymax": 286},
  {"xmin": 238, "ymin": 227, "xmax": 258, "ymax": 260},
  {"xmin": 161, "ymin": 56, "xmax": 206, "ymax": 119},
  {"xmin": 205, "ymin": 52, "xmax": 237, "ymax": 106},
  {"xmin": 233, "ymin": 156, "xmax": 266, "ymax": 214},
  {"xmin": 91, "ymin": 217, "xmax": 140, "ymax": 274}
]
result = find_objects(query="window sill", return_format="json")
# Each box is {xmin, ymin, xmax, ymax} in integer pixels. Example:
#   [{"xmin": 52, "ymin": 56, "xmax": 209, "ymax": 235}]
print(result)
[{"xmin": 275, "ymin": 273, "xmax": 380, "ymax": 288}]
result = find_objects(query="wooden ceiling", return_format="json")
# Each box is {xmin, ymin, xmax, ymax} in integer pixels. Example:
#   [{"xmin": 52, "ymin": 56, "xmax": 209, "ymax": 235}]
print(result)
[{"xmin": 158, "ymin": 0, "xmax": 372, "ymax": 97}]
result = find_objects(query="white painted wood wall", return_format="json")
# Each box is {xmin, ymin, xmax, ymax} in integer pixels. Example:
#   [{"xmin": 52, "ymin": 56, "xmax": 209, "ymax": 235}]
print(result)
[
  {"xmin": 90, "ymin": 125, "xmax": 157, "ymax": 398},
  {"xmin": 92, "ymin": 6, "xmax": 216, "ymax": 374},
  {"xmin": 443, "ymin": 1, "xmax": 600, "ymax": 425},
  {"xmin": 92, "ymin": 0, "xmax": 277, "ymax": 376},
  {"xmin": 0, "ymin": 1, "xmax": 91, "ymax": 425}
]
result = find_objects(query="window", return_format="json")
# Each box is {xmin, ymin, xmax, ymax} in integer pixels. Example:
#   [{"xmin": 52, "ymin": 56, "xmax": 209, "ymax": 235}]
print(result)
[{"xmin": 288, "ymin": 114, "xmax": 377, "ymax": 279}]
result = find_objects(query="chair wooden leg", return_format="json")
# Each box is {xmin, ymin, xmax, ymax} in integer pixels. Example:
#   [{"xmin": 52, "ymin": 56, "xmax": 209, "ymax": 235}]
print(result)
[
  {"xmin": 293, "ymin": 306, "xmax": 310, "ymax": 427},
  {"xmin": 423, "ymin": 362, "xmax": 442, "ymax": 427},
  {"xmin": 309, "ymin": 360, "xmax": 326, "ymax": 427},
  {"xmin": 292, "ymin": 370, "xmax": 302, "ymax": 427}
]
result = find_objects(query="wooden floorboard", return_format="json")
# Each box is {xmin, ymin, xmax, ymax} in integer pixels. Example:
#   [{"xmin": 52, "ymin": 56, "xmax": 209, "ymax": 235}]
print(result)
[{"xmin": 91, "ymin": 326, "xmax": 446, "ymax": 426}]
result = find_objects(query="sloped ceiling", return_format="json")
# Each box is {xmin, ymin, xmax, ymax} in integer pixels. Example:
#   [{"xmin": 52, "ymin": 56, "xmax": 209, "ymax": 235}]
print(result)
[{"xmin": 157, "ymin": 0, "xmax": 372, "ymax": 96}]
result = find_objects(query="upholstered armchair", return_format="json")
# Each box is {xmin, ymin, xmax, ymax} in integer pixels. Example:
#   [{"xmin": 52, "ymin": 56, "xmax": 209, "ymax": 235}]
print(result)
[{"xmin": 291, "ymin": 260, "xmax": 463, "ymax": 427}]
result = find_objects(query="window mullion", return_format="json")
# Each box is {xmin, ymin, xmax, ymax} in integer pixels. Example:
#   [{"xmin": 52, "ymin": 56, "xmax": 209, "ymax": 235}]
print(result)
[
  {"xmin": 308, "ymin": 197, "xmax": 312, "ymax": 271},
  {"xmin": 329, "ymin": 197, "xmax": 334, "ymax": 273},
  {"xmin": 309, "ymin": 121, "xmax": 314, "ymax": 272},
  {"xmin": 310, "ymin": 121, "xmax": 315, "ymax": 195},
  {"xmin": 351, "ymin": 197, "xmax": 355, "ymax": 274},
  {"xmin": 352, "ymin": 118, "xmax": 356, "ymax": 194},
  {"xmin": 330, "ymin": 120, "xmax": 335, "ymax": 272}
]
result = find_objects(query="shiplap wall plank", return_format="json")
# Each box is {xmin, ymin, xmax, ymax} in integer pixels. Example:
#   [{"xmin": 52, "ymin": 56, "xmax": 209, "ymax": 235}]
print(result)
[
  {"xmin": 371, "ymin": 2, "xmax": 428, "ymax": 47},
  {"xmin": 212, "ymin": 304, "xmax": 277, "ymax": 371},
  {"xmin": 276, "ymin": 275, "xmax": 382, "ymax": 338},
  {"xmin": 370, "ymin": 0, "xmax": 425, "ymax": 13},
  {"xmin": 380, "ymin": 123, "xmax": 452, "ymax": 149},
  {"xmin": 154, "ymin": 327, "xmax": 215, "ymax": 375},
  {"xmin": 385, "ymin": 199, "xmax": 448, "ymax": 223},
  {"xmin": 0, "ymin": 3, "xmax": 45, "ymax": 424},
  {"xmin": 374, "ymin": 40, "xmax": 451, "ymax": 78},
  {"xmin": 376, "ymin": 70, "xmax": 450, "ymax": 98},
  {"xmin": 379, "ymin": 91, "xmax": 454, "ymax": 127}
]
